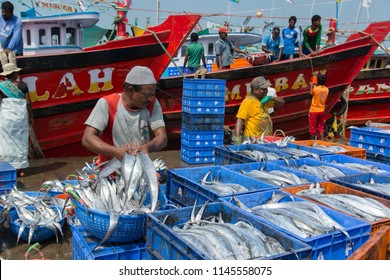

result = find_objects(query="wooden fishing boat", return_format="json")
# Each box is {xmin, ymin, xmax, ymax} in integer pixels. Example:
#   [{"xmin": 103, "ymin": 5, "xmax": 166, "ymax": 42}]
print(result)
[
  {"xmin": 157, "ymin": 21, "xmax": 390, "ymax": 142},
  {"xmin": 10, "ymin": 6, "xmax": 201, "ymax": 157},
  {"xmin": 344, "ymin": 50, "xmax": 390, "ymax": 126}
]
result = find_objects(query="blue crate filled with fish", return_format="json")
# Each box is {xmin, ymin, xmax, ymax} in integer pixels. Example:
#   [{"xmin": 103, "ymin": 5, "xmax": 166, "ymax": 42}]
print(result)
[
  {"xmin": 146, "ymin": 201, "xmax": 313, "ymax": 260},
  {"xmin": 221, "ymin": 190, "xmax": 371, "ymax": 260},
  {"xmin": 331, "ymin": 173, "xmax": 390, "ymax": 200},
  {"xmin": 223, "ymin": 161, "xmax": 321, "ymax": 188},
  {"xmin": 366, "ymin": 153, "xmax": 390, "ymax": 165},
  {"xmin": 69, "ymin": 219, "xmax": 147, "ymax": 260},
  {"xmin": 320, "ymin": 154, "xmax": 390, "ymax": 174},
  {"xmin": 0, "ymin": 161, "xmax": 16, "ymax": 189},
  {"xmin": 166, "ymin": 165, "xmax": 277, "ymax": 207},
  {"xmin": 270, "ymin": 157, "xmax": 363, "ymax": 181},
  {"xmin": 182, "ymin": 78, "xmax": 226, "ymax": 98},
  {"xmin": 263, "ymin": 142, "xmax": 328, "ymax": 159},
  {"xmin": 214, "ymin": 144, "xmax": 293, "ymax": 165},
  {"xmin": 72, "ymin": 191, "xmax": 168, "ymax": 243}
]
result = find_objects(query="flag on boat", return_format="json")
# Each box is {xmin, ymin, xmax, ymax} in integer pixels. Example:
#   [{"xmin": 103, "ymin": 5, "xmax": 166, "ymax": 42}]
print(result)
[
  {"xmin": 230, "ymin": 0, "xmax": 240, "ymax": 3},
  {"xmin": 362, "ymin": 0, "xmax": 372, "ymax": 8},
  {"xmin": 286, "ymin": 0, "xmax": 295, "ymax": 4},
  {"xmin": 124, "ymin": 0, "xmax": 132, "ymax": 9}
]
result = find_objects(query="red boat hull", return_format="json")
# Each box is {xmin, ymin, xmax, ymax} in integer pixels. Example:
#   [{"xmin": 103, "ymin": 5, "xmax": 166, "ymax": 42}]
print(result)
[
  {"xmin": 15, "ymin": 14, "xmax": 201, "ymax": 157},
  {"xmin": 158, "ymin": 21, "xmax": 390, "ymax": 141}
]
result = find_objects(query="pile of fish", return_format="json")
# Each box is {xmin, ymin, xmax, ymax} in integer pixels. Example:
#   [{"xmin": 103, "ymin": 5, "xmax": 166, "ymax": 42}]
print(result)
[
  {"xmin": 310, "ymin": 145, "xmax": 348, "ymax": 153},
  {"xmin": 0, "ymin": 189, "xmax": 64, "ymax": 244},
  {"xmin": 329, "ymin": 162, "xmax": 388, "ymax": 174},
  {"xmin": 199, "ymin": 171, "xmax": 249, "ymax": 195},
  {"xmin": 66, "ymin": 152, "xmax": 165, "ymax": 248},
  {"xmin": 171, "ymin": 203, "xmax": 288, "ymax": 259},
  {"xmin": 233, "ymin": 194, "xmax": 351, "ymax": 241},
  {"xmin": 278, "ymin": 148, "xmax": 321, "ymax": 160},
  {"xmin": 354, "ymin": 178, "xmax": 390, "ymax": 196},
  {"xmin": 296, "ymin": 165, "xmax": 346, "ymax": 180},
  {"xmin": 296, "ymin": 185, "xmax": 390, "ymax": 222},
  {"xmin": 240, "ymin": 169, "xmax": 310, "ymax": 186},
  {"xmin": 227, "ymin": 147, "xmax": 289, "ymax": 162}
]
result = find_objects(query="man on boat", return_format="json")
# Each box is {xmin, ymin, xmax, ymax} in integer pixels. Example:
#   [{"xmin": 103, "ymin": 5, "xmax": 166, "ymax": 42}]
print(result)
[
  {"xmin": 215, "ymin": 27, "xmax": 248, "ymax": 70},
  {"xmin": 0, "ymin": 1, "xmax": 23, "ymax": 65},
  {"xmin": 232, "ymin": 76, "xmax": 285, "ymax": 144},
  {"xmin": 281, "ymin": 16, "xmax": 303, "ymax": 60},
  {"xmin": 302, "ymin": 14, "xmax": 322, "ymax": 56},
  {"xmin": 82, "ymin": 66, "xmax": 168, "ymax": 163},
  {"xmin": 261, "ymin": 27, "xmax": 284, "ymax": 63},
  {"xmin": 182, "ymin": 32, "xmax": 207, "ymax": 74}
]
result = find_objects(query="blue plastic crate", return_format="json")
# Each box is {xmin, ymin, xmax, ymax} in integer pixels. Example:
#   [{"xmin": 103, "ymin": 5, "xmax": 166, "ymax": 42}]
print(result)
[
  {"xmin": 271, "ymin": 157, "xmax": 362, "ymax": 180},
  {"xmin": 182, "ymin": 104, "xmax": 225, "ymax": 114},
  {"xmin": 321, "ymin": 154, "xmax": 390, "ymax": 174},
  {"xmin": 0, "ymin": 161, "xmax": 16, "ymax": 189},
  {"xmin": 180, "ymin": 153, "xmax": 215, "ymax": 165},
  {"xmin": 182, "ymin": 113, "xmax": 225, "ymax": 124},
  {"xmin": 183, "ymin": 78, "xmax": 226, "ymax": 98},
  {"xmin": 366, "ymin": 153, "xmax": 390, "ymax": 165},
  {"xmin": 146, "ymin": 202, "xmax": 312, "ymax": 260},
  {"xmin": 181, "ymin": 145, "xmax": 215, "ymax": 157},
  {"xmin": 182, "ymin": 97, "xmax": 225, "ymax": 107},
  {"xmin": 181, "ymin": 128, "xmax": 224, "ymax": 148},
  {"xmin": 166, "ymin": 166, "xmax": 277, "ymax": 207},
  {"xmin": 350, "ymin": 140, "xmax": 389, "ymax": 156},
  {"xmin": 214, "ymin": 144, "xmax": 293, "ymax": 165},
  {"xmin": 331, "ymin": 173, "xmax": 390, "ymax": 200},
  {"xmin": 264, "ymin": 143, "xmax": 327, "ymax": 159},
  {"xmin": 350, "ymin": 127, "xmax": 390, "ymax": 147},
  {"xmin": 222, "ymin": 190, "xmax": 371, "ymax": 260},
  {"xmin": 182, "ymin": 121, "xmax": 224, "ymax": 131},
  {"xmin": 70, "ymin": 222, "xmax": 147, "ymax": 260},
  {"xmin": 224, "ymin": 161, "xmax": 321, "ymax": 188}
]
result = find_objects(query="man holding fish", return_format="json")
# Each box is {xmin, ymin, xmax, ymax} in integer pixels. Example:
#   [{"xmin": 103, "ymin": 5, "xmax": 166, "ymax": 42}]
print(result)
[{"xmin": 82, "ymin": 66, "xmax": 167, "ymax": 164}]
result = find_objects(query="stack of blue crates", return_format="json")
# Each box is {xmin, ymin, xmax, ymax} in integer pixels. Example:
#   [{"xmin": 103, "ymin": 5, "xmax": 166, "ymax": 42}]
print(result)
[
  {"xmin": 0, "ymin": 161, "xmax": 16, "ymax": 190},
  {"xmin": 181, "ymin": 79, "xmax": 226, "ymax": 164}
]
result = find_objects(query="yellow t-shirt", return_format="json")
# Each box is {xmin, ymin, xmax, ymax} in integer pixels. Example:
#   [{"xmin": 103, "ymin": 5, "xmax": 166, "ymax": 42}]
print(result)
[
  {"xmin": 309, "ymin": 85, "xmax": 329, "ymax": 113},
  {"xmin": 236, "ymin": 95, "xmax": 273, "ymax": 137}
]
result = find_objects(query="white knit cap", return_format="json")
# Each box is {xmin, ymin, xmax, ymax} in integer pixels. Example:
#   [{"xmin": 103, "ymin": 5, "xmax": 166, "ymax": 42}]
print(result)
[{"xmin": 125, "ymin": 66, "xmax": 157, "ymax": 85}]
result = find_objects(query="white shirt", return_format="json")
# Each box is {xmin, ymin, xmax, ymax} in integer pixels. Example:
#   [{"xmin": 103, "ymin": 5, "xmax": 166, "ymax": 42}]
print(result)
[{"xmin": 267, "ymin": 87, "xmax": 277, "ymax": 114}]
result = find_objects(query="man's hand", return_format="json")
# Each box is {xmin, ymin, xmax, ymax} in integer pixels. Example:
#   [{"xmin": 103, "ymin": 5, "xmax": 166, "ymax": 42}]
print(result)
[
  {"xmin": 261, "ymin": 95, "xmax": 274, "ymax": 104},
  {"xmin": 231, "ymin": 135, "xmax": 242, "ymax": 145}
]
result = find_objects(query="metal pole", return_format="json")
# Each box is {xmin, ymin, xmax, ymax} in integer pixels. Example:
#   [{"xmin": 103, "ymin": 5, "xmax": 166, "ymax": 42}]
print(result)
[{"xmin": 156, "ymin": 0, "xmax": 160, "ymax": 25}]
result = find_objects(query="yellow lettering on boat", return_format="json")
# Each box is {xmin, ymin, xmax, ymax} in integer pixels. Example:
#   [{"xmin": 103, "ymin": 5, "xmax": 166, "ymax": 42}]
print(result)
[
  {"xmin": 291, "ymin": 74, "xmax": 308, "ymax": 90},
  {"xmin": 225, "ymin": 84, "xmax": 242, "ymax": 101},
  {"xmin": 274, "ymin": 77, "xmax": 289, "ymax": 92},
  {"xmin": 22, "ymin": 76, "xmax": 49, "ymax": 102},
  {"xmin": 355, "ymin": 84, "xmax": 375, "ymax": 95},
  {"xmin": 88, "ymin": 68, "xmax": 114, "ymax": 93},
  {"xmin": 53, "ymin": 73, "xmax": 84, "ymax": 99},
  {"xmin": 376, "ymin": 83, "xmax": 390, "ymax": 93}
]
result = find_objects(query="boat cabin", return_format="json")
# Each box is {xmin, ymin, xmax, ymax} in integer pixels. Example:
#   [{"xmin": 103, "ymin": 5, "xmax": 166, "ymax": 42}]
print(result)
[{"xmin": 21, "ymin": 12, "xmax": 100, "ymax": 55}]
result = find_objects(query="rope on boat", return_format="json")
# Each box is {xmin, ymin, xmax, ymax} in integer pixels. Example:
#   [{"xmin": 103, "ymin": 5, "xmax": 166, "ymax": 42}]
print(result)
[{"xmin": 125, "ymin": 23, "xmax": 186, "ymax": 79}]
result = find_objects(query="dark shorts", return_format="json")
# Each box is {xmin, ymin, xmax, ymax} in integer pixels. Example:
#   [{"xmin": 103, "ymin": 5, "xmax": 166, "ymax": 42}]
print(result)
[{"xmin": 309, "ymin": 111, "xmax": 325, "ymax": 135}]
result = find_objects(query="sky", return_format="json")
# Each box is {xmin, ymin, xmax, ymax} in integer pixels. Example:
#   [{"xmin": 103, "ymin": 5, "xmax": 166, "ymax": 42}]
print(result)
[{"xmin": 12, "ymin": 0, "xmax": 390, "ymax": 44}]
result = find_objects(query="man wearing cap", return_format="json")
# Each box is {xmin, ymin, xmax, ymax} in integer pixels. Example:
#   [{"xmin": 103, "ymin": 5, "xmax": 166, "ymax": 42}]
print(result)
[
  {"xmin": 0, "ymin": 1, "xmax": 23, "ymax": 60},
  {"xmin": 215, "ymin": 27, "xmax": 248, "ymax": 70},
  {"xmin": 232, "ymin": 76, "xmax": 284, "ymax": 144},
  {"xmin": 82, "ymin": 66, "xmax": 167, "ymax": 163}
]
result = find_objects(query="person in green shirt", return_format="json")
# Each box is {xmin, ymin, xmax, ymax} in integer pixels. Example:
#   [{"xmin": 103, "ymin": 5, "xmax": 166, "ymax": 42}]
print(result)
[
  {"xmin": 302, "ymin": 14, "xmax": 322, "ymax": 56},
  {"xmin": 182, "ymin": 32, "xmax": 207, "ymax": 74}
]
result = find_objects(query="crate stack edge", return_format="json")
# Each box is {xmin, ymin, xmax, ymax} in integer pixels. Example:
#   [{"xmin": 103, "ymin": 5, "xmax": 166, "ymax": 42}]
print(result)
[{"xmin": 181, "ymin": 78, "xmax": 226, "ymax": 164}]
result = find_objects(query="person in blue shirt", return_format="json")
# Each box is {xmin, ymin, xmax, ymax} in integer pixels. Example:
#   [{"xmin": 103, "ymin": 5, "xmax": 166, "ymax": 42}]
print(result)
[
  {"xmin": 261, "ymin": 27, "xmax": 284, "ymax": 63},
  {"xmin": 281, "ymin": 16, "xmax": 303, "ymax": 60},
  {"xmin": 0, "ymin": 1, "xmax": 23, "ymax": 57}
]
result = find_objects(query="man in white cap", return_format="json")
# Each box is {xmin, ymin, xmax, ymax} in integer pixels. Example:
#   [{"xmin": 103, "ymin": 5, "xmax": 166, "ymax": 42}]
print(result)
[
  {"xmin": 82, "ymin": 66, "xmax": 167, "ymax": 163},
  {"xmin": 232, "ymin": 76, "xmax": 284, "ymax": 144}
]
